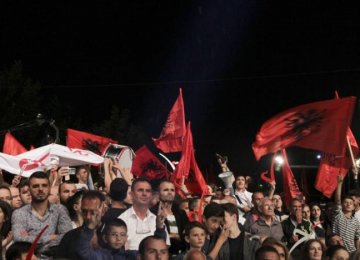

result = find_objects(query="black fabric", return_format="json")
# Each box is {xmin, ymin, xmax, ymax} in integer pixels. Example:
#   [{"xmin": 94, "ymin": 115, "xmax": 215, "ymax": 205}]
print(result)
[
  {"xmin": 102, "ymin": 207, "xmax": 127, "ymax": 223},
  {"xmin": 228, "ymin": 233, "xmax": 244, "ymax": 260}
]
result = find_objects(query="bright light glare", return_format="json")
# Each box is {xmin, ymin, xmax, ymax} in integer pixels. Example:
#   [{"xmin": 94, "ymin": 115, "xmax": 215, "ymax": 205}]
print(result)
[
  {"xmin": 275, "ymin": 155, "xmax": 284, "ymax": 165},
  {"xmin": 316, "ymin": 154, "xmax": 321, "ymax": 160}
]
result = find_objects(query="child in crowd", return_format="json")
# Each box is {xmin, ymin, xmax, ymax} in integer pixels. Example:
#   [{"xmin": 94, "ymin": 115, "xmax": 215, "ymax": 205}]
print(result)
[{"xmin": 78, "ymin": 218, "xmax": 137, "ymax": 260}]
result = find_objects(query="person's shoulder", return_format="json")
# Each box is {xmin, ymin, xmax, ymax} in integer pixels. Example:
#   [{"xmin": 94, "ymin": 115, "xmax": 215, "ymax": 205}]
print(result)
[{"xmin": 13, "ymin": 204, "xmax": 31, "ymax": 215}]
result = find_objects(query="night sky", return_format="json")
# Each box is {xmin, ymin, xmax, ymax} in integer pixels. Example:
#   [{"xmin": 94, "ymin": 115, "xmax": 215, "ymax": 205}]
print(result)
[{"xmin": 1, "ymin": 2, "xmax": 360, "ymax": 179}]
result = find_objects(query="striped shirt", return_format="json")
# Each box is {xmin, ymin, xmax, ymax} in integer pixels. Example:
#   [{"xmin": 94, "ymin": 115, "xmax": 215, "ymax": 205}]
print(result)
[{"xmin": 332, "ymin": 204, "xmax": 360, "ymax": 252}]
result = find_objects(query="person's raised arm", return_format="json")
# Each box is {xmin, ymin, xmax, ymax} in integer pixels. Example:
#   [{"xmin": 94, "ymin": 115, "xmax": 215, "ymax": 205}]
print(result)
[
  {"xmin": 335, "ymin": 174, "xmax": 344, "ymax": 205},
  {"xmin": 104, "ymin": 158, "xmax": 116, "ymax": 193}
]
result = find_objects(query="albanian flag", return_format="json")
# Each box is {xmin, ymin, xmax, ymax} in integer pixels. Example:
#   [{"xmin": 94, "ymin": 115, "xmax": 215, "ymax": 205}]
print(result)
[
  {"xmin": 131, "ymin": 145, "xmax": 167, "ymax": 180},
  {"xmin": 67, "ymin": 128, "xmax": 118, "ymax": 155},
  {"xmin": 252, "ymin": 96, "xmax": 356, "ymax": 160},
  {"xmin": 153, "ymin": 88, "xmax": 186, "ymax": 153}
]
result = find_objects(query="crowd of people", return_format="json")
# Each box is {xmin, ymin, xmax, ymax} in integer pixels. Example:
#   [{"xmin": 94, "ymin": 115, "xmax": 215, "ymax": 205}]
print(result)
[{"xmin": 0, "ymin": 155, "xmax": 359, "ymax": 260}]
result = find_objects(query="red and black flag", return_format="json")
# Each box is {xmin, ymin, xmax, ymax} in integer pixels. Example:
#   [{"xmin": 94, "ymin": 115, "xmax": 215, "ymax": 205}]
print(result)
[
  {"xmin": 131, "ymin": 145, "xmax": 168, "ymax": 180},
  {"xmin": 152, "ymin": 88, "xmax": 186, "ymax": 153},
  {"xmin": 252, "ymin": 96, "xmax": 356, "ymax": 160},
  {"xmin": 67, "ymin": 128, "xmax": 118, "ymax": 155},
  {"xmin": 3, "ymin": 132, "xmax": 27, "ymax": 155}
]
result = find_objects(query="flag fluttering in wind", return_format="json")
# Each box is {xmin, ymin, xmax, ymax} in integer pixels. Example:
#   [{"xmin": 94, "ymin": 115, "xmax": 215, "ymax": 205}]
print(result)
[
  {"xmin": 172, "ymin": 122, "xmax": 209, "ymax": 196},
  {"xmin": 153, "ymin": 88, "xmax": 186, "ymax": 153},
  {"xmin": 252, "ymin": 97, "xmax": 356, "ymax": 160},
  {"xmin": 67, "ymin": 128, "xmax": 118, "ymax": 154},
  {"xmin": 3, "ymin": 132, "xmax": 27, "ymax": 155},
  {"xmin": 315, "ymin": 92, "xmax": 359, "ymax": 198},
  {"xmin": 281, "ymin": 149, "xmax": 302, "ymax": 206},
  {"xmin": 131, "ymin": 145, "xmax": 168, "ymax": 180}
]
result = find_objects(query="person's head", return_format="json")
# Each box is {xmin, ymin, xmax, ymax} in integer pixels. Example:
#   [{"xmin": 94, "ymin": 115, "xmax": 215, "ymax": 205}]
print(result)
[
  {"xmin": 6, "ymin": 241, "xmax": 37, "ymax": 260},
  {"xmin": 325, "ymin": 245, "xmax": 349, "ymax": 260},
  {"xmin": 131, "ymin": 178, "xmax": 152, "ymax": 207},
  {"xmin": 252, "ymin": 191, "xmax": 265, "ymax": 210},
  {"xmin": 0, "ymin": 185, "xmax": 12, "ymax": 207},
  {"xmin": 138, "ymin": 235, "xmax": 169, "ymax": 260},
  {"xmin": 341, "ymin": 196, "xmax": 355, "ymax": 214},
  {"xmin": 262, "ymin": 237, "xmax": 290, "ymax": 260},
  {"xmin": 19, "ymin": 178, "xmax": 31, "ymax": 205},
  {"xmin": 189, "ymin": 198, "xmax": 200, "ymax": 212},
  {"xmin": 109, "ymin": 178, "xmax": 129, "ymax": 202},
  {"xmin": 102, "ymin": 219, "xmax": 128, "ymax": 250},
  {"xmin": 178, "ymin": 199, "xmax": 189, "ymax": 213},
  {"xmin": 184, "ymin": 249, "xmax": 206, "ymax": 260},
  {"xmin": 235, "ymin": 175, "xmax": 247, "ymax": 191},
  {"xmin": 184, "ymin": 221, "xmax": 207, "ymax": 250},
  {"xmin": 259, "ymin": 197, "xmax": 275, "ymax": 218},
  {"xmin": 158, "ymin": 180, "xmax": 175, "ymax": 203},
  {"xmin": 76, "ymin": 166, "xmax": 89, "ymax": 184},
  {"xmin": 302, "ymin": 204, "xmax": 311, "ymax": 221},
  {"xmin": 310, "ymin": 203, "xmax": 322, "ymax": 222},
  {"xmin": 289, "ymin": 198, "xmax": 303, "ymax": 216},
  {"xmin": 9, "ymin": 186, "xmax": 22, "ymax": 209},
  {"xmin": 29, "ymin": 171, "xmax": 50, "ymax": 203},
  {"xmin": 59, "ymin": 182, "xmax": 77, "ymax": 204},
  {"xmin": 255, "ymin": 245, "xmax": 281, "ymax": 260},
  {"xmin": 302, "ymin": 239, "xmax": 325, "ymax": 260},
  {"xmin": 326, "ymin": 234, "xmax": 344, "ymax": 247},
  {"xmin": 66, "ymin": 190, "xmax": 84, "ymax": 221},
  {"xmin": 81, "ymin": 190, "xmax": 106, "ymax": 226},
  {"xmin": 272, "ymin": 193, "xmax": 283, "ymax": 211},
  {"xmin": 48, "ymin": 185, "xmax": 60, "ymax": 204},
  {"xmin": 222, "ymin": 203, "xmax": 238, "ymax": 229},
  {"xmin": 0, "ymin": 200, "xmax": 12, "ymax": 237},
  {"xmin": 202, "ymin": 203, "xmax": 224, "ymax": 234},
  {"xmin": 348, "ymin": 189, "xmax": 360, "ymax": 209}
]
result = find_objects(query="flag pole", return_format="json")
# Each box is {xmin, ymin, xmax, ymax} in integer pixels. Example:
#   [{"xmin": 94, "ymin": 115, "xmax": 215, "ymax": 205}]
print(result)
[{"xmin": 346, "ymin": 136, "xmax": 358, "ymax": 180}]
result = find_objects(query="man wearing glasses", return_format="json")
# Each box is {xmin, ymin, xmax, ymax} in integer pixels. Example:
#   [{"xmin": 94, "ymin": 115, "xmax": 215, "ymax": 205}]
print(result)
[{"xmin": 119, "ymin": 178, "xmax": 169, "ymax": 250}]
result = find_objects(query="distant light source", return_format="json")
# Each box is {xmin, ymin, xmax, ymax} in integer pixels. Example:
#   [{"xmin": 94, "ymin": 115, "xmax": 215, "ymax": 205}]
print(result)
[
  {"xmin": 316, "ymin": 154, "xmax": 322, "ymax": 160},
  {"xmin": 274, "ymin": 155, "xmax": 284, "ymax": 171}
]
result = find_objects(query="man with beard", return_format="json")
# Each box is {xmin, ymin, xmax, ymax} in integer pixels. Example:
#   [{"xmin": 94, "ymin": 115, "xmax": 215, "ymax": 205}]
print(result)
[
  {"xmin": 11, "ymin": 171, "xmax": 72, "ymax": 258},
  {"xmin": 151, "ymin": 179, "xmax": 189, "ymax": 255}
]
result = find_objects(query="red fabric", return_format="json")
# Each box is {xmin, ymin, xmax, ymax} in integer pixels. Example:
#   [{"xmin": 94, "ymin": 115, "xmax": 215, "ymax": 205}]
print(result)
[
  {"xmin": 153, "ymin": 88, "xmax": 186, "ymax": 153},
  {"xmin": 260, "ymin": 153, "xmax": 276, "ymax": 183},
  {"xmin": 314, "ymin": 92, "xmax": 359, "ymax": 198},
  {"xmin": 172, "ymin": 122, "xmax": 210, "ymax": 196},
  {"xmin": 315, "ymin": 128, "xmax": 359, "ymax": 198},
  {"xmin": 252, "ymin": 97, "xmax": 356, "ymax": 160},
  {"xmin": 281, "ymin": 149, "xmax": 302, "ymax": 206},
  {"xmin": 3, "ymin": 132, "xmax": 27, "ymax": 155},
  {"xmin": 131, "ymin": 145, "xmax": 167, "ymax": 180},
  {"xmin": 26, "ymin": 225, "xmax": 48, "ymax": 260},
  {"xmin": 67, "ymin": 128, "xmax": 117, "ymax": 154}
]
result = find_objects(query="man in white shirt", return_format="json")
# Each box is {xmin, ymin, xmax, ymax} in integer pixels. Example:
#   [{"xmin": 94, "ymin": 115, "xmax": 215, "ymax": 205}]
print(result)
[{"xmin": 119, "ymin": 178, "xmax": 169, "ymax": 250}]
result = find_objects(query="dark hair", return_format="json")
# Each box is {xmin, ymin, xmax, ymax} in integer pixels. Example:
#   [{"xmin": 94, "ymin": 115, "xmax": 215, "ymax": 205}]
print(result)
[
  {"xmin": 0, "ymin": 200, "xmax": 12, "ymax": 237},
  {"xmin": 109, "ymin": 178, "xmax": 128, "ymax": 201},
  {"xmin": 138, "ymin": 235, "xmax": 167, "ymax": 256},
  {"xmin": 222, "ymin": 203, "xmax": 238, "ymax": 220},
  {"xmin": 184, "ymin": 221, "xmax": 207, "ymax": 237},
  {"xmin": 103, "ymin": 218, "xmax": 127, "ymax": 234},
  {"xmin": 66, "ymin": 190, "xmax": 84, "ymax": 221},
  {"xmin": 6, "ymin": 242, "xmax": 34, "ymax": 260},
  {"xmin": 18, "ymin": 178, "xmax": 29, "ymax": 189},
  {"xmin": 157, "ymin": 179, "xmax": 173, "ymax": 191},
  {"xmin": 255, "ymin": 245, "xmax": 280, "ymax": 259},
  {"xmin": 188, "ymin": 197, "xmax": 200, "ymax": 211},
  {"xmin": 302, "ymin": 239, "xmax": 325, "ymax": 260},
  {"xmin": 262, "ymin": 237, "xmax": 290, "ymax": 260},
  {"xmin": 203, "ymin": 203, "xmax": 224, "ymax": 219},
  {"xmin": 29, "ymin": 171, "xmax": 49, "ymax": 183},
  {"xmin": 325, "ymin": 245, "xmax": 348, "ymax": 258},
  {"xmin": 131, "ymin": 177, "xmax": 151, "ymax": 192},
  {"xmin": 82, "ymin": 190, "xmax": 105, "ymax": 203}
]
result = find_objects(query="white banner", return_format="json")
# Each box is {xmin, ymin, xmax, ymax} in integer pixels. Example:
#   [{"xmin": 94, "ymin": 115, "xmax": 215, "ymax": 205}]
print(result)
[{"xmin": 0, "ymin": 143, "xmax": 104, "ymax": 177}]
